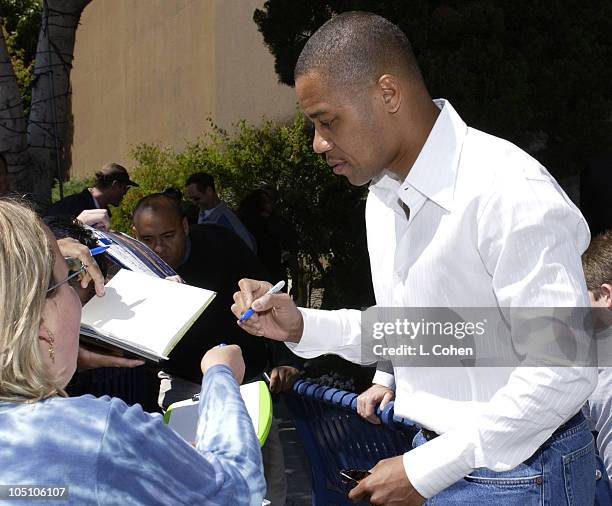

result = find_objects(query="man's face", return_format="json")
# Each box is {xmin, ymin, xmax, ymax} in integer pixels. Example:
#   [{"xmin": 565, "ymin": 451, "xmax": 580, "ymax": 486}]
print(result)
[
  {"xmin": 0, "ymin": 160, "xmax": 9, "ymax": 194},
  {"xmin": 295, "ymin": 72, "xmax": 393, "ymax": 186},
  {"xmin": 186, "ymin": 183, "xmax": 214, "ymax": 210},
  {"xmin": 107, "ymin": 181, "xmax": 129, "ymax": 206},
  {"xmin": 133, "ymin": 209, "xmax": 188, "ymax": 268}
]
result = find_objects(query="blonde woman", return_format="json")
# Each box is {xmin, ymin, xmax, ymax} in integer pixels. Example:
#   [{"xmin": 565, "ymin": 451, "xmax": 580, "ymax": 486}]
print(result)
[{"xmin": 0, "ymin": 199, "xmax": 265, "ymax": 505}]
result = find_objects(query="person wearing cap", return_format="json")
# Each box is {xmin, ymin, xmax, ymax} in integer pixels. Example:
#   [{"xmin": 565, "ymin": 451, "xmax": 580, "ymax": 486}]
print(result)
[{"xmin": 45, "ymin": 162, "xmax": 138, "ymax": 219}]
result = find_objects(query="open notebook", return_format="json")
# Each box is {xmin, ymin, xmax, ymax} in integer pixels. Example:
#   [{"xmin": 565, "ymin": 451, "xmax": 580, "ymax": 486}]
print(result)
[{"xmin": 80, "ymin": 269, "xmax": 216, "ymax": 362}]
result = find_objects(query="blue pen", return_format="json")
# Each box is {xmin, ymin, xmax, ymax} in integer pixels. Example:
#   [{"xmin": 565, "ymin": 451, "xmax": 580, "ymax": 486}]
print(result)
[
  {"xmin": 90, "ymin": 245, "xmax": 110, "ymax": 256},
  {"xmin": 240, "ymin": 280, "xmax": 285, "ymax": 322}
]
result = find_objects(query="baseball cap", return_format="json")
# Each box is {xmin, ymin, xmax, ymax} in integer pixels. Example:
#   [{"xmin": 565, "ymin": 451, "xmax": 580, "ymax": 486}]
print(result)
[{"xmin": 97, "ymin": 163, "xmax": 139, "ymax": 187}]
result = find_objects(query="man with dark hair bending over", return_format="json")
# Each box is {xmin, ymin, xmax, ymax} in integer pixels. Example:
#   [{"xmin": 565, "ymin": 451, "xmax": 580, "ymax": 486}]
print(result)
[
  {"xmin": 46, "ymin": 162, "xmax": 137, "ymax": 219},
  {"xmin": 232, "ymin": 11, "xmax": 597, "ymax": 505},
  {"xmin": 582, "ymin": 230, "xmax": 612, "ymax": 490}
]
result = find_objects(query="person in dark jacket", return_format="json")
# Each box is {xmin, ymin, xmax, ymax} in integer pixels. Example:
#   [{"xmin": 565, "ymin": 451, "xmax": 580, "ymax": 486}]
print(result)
[
  {"xmin": 133, "ymin": 193, "xmax": 297, "ymax": 504},
  {"xmin": 46, "ymin": 163, "xmax": 138, "ymax": 218},
  {"xmin": 131, "ymin": 193, "xmax": 299, "ymax": 404}
]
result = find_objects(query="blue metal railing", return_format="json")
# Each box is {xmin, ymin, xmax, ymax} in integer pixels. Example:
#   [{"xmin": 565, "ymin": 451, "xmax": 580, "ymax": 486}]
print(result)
[{"xmin": 284, "ymin": 379, "xmax": 417, "ymax": 506}]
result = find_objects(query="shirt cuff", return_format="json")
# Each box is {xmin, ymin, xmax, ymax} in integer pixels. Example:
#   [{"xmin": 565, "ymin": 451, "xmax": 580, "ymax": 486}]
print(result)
[
  {"xmin": 372, "ymin": 370, "xmax": 395, "ymax": 389},
  {"xmin": 402, "ymin": 429, "xmax": 475, "ymax": 498},
  {"xmin": 285, "ymin": 307, "xmax": 363, "ymax": 360},
  {"xmin": 202, "ymin": 364, "xmax": 233, "ymax": 382}
]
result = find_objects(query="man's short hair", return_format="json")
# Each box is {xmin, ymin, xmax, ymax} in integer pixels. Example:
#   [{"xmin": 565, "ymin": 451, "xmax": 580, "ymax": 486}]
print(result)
[
  {"xmin": 186, "ymin": 172, "xmax": 216, "ymax": 193},
  {"xmin": 582, "ymin": 229, "xmax": 612, "ymax": 300},
  {"xmin": 132, "ymin": 193, "xmax": 183, "ymax": 223},
  {"xmin": 294, "ymin": 11, "xmax": 422, "ymax": 88},
  {"xmin": 93, "ymin": 163, "xmax": 138, "ymax": 189},
  {"xmin": 162, "ymin": 186, "xmax": 183, "ymax": 202}
]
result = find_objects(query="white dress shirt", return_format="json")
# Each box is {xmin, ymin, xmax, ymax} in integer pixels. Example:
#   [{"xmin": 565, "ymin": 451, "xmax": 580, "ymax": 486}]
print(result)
[
  {"xmin": 287, "ymin": 100, "xmax": 597, "ymax": 498},
  {"xmin": 197, "ymin": 203, "xmax": 220, "ymax": 223}
]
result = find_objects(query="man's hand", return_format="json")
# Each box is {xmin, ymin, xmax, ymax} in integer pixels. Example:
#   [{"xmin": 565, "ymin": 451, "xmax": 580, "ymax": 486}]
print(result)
[
  {"xmin": 76, "ymin": 209, "xmax": 110, "ymax": 231},
  {"xmin": 165, "ymin": 275, "xmax": 184, "ymax": 283},
  {"xmin": 231, "ymin": 278, "xmax": 303, "ymax": 342},
  {"xmin": 269, "ymin": 365, "xmax": 300, "ymax": 393},
  {"xmin": 77, "ymin": 345, "xmax": 145, "ymax": 370},
  {"xmin": 201, "ymin": 344, "xmax": 246, "ymax": 384},
  {"xmin": 348, "ymin": 456, "xmax": 426, "ymax": 505},
  {"xmin": 57, "ymin": 237, "xmax": 105, "ymax": 297},
  {"xmin": 357, "ymin": 384, "xmax": 395, "ymax": 424}
]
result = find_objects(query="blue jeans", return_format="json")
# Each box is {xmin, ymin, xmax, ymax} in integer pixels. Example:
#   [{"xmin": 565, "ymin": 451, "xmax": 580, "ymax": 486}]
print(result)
[
  {"xmin": 595, "ymin": 454, "xmax": 612, "ymax": 505},
  {"xmin": 416, "ymin": 415, "xmax": 597, "ymax": 505}
]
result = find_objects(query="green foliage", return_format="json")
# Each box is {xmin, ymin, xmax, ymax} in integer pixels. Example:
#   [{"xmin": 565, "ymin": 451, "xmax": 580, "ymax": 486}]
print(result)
[
  {"xmin": 254, "ymin": 0, "xmax": 612, "ymax": 178},
  {"xmin": 0, "ymin": 0, "xmax": 42, "ymax": 112},
  {"xmin": 114, "ymin": 115, "xmax": 374, "ymax": 307},
  {"xmin": 50, "ymin": 175, "xmax": 93, "ymax": 203}
]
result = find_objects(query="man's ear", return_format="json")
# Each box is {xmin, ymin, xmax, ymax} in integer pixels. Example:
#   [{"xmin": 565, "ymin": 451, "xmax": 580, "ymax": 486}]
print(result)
[
  {"xmin": 377, "ymin": 74, "xmax": 402, "ymax": 114},
  {"xmin": 182, "ymin": 217, "xmax": 189, "ymax": 236},
  {"xmin": 601, "ymin": 283, "xmax": 612, "ymax": 308},
  {"xmin": 132, "ymin": 223, "xmax": 139, "ymax": 238}
]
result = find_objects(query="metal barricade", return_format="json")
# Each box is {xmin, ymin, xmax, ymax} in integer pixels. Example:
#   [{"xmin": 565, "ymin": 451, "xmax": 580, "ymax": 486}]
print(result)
[{"xmin": 284, "ymin": 379, "xmax": 417, "ymax": 505}]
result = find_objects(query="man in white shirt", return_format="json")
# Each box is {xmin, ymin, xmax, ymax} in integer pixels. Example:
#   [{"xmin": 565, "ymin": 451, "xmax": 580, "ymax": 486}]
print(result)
[{"xmin": 232, "ymin": 12, "xmax": 597, "ymax": 505}]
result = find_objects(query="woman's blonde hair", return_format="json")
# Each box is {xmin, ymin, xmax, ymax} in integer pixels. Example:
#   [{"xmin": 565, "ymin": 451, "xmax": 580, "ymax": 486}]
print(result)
[{"xmin": 0, "ymin": 198, "xmax": 65, "ymax": 401}]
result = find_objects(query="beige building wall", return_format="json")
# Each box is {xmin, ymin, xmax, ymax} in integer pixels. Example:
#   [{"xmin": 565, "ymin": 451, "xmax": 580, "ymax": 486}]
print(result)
[{"xmin": 69, "ymin": 0, "xmax": 296, "ymax": 178}]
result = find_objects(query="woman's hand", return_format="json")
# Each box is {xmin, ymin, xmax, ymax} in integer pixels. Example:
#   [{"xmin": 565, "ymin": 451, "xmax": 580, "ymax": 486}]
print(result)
[
  {"xmin": 57, "ymin": 237, "xmax": 105, "ymax": 297},
  {"xmin": 201, "ymin": 345, "xmax": 246, "ymax": 384}
]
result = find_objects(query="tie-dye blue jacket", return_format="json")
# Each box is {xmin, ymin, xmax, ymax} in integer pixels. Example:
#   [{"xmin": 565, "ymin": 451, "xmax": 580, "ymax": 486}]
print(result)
[{"xmin": 0, "ymin": 365, "xmax": 265, "ymax": 505}]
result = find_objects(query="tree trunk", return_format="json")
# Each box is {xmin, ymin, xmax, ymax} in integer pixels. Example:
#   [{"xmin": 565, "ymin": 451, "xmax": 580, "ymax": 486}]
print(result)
[
  {"xmin": 0, "ymin": 31, "xmax": 32, "ymax": 195},
  {"xmin": 27, "ymin": 0, "xmax": 91, "ymax": 207}
]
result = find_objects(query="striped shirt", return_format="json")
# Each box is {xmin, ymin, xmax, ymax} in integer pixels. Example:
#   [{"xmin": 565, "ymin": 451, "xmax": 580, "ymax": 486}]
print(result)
[{"xmin": 288, "ymin": 99, "xmax": 596, "ymax": 498}]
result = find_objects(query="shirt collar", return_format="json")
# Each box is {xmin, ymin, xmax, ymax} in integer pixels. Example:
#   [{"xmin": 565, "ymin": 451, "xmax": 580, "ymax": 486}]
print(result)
[
  {"xmin": 200, "ymin": 201, "xmax": 225, "ymax": 220},
  {"xmin": 370, "ymin": 99, "xmax": 467, "ymax": 212},
  {"xmin": 87, "ymin": 188, "xmax": 101, "ymax": 209}
]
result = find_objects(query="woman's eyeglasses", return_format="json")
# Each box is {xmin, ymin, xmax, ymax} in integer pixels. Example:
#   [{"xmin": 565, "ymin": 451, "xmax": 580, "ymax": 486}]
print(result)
[{"xmin": 46, "ymin": 257, "xmax": 87, "ymax": 293}]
